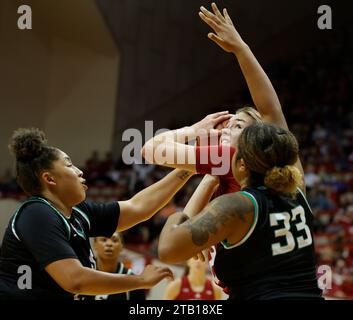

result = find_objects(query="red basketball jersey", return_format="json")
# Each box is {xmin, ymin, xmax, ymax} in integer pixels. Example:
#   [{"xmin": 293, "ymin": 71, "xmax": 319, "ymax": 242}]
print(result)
[{"xmin": 175, "ymin": 276, "xmax": 215, "ymax": 300}]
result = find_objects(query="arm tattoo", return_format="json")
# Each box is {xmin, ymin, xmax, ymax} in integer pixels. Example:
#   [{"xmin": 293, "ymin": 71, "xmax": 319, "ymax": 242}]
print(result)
[
  {"xmin": 184, "ymin": 211, "xmax": 219, "ymax": 246},
  {"xmin": 176, "ymin": 170, "xmax": 192, "ymax": 181},
  {"xmin": 184, "ymin": 193, "xmax": 253, "ymax": 246}
]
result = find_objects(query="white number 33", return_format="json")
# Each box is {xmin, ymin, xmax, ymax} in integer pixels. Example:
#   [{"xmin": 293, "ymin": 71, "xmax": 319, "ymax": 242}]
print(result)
[{"xmin": 270, "ymin": 206, "xmax": 312, "ymax": 256}]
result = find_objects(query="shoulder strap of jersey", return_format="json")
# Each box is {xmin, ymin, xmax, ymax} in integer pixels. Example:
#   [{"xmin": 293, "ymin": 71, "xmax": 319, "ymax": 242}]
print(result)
[
  {"xmin": 11, "ymin": 196, "xmax": 71, "ymax": 241},
  {"xmin": 72, "ymin": 205, "xmax": 91, "ymax": 231}
]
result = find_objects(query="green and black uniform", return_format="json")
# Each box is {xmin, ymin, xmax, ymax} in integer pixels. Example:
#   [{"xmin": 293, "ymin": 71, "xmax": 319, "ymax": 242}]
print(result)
[
  {"xmin": 213, "ymin": 187, "xmax": 323, "ymax": 300},
  {"xmin": 0, "ymin": 196, "xmax": 119, "ymax": 300}
]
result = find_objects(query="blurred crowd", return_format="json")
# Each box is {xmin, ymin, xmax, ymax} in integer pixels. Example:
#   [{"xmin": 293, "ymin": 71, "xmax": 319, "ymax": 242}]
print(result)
[{"xmin": 1, "ymin": 24, "xmax": 352, "ymax": 299}]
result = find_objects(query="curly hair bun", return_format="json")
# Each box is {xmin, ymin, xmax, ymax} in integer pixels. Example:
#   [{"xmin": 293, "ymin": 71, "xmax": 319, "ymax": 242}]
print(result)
[
  {"xmin": 9, "ymin": 128, "xmax": 48, "ymax": 161},
  {"xmin": 264, "ymin": 165, "xmax": 302, "ymax": 195}
]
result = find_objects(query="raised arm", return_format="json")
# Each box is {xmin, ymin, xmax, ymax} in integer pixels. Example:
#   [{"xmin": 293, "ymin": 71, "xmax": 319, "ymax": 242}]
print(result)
[
  {"xmin": 142, "ymin": 112, "xmax": 231, "ymax": 172},
  {"xmin": 158, "ymin": 192, "xmax": 255, "ymax": 264},
  {"xmin": 117, "ymin": 169, "xmax": 193, "ymax": 231},
  {"xmin": 199, "ymin": 3, "xmax": 286, "ymax": 128},
  {"xmin": 199, "ymin": 3, "xmax": 305, "ymax": 185}
]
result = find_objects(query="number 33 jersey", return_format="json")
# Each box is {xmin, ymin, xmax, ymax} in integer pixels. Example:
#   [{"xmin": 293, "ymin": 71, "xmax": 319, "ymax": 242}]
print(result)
[{"xmin": 213, "ymin": 186, "xmax": 323, "ymax": 300}]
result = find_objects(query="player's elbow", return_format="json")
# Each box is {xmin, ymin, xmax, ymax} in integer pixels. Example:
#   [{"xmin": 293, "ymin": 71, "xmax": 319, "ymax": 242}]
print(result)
[
  {"xmin": 60, "ymin": 268, "xmax": 88, "ymax": 295},
  {"xmin": 158, "ymin": 248, "xmax": 176, "ymax": 264},
  {"xmin": 46, "ymin": 259, "xmax": 87, "ymax": 295},
  {"xmin": 158, "ymin": 242, "xmax": 184, "ymax": 264},
  {"xmin": 61, "ymin": 277, "xmax": 84, "ymax": 295}
]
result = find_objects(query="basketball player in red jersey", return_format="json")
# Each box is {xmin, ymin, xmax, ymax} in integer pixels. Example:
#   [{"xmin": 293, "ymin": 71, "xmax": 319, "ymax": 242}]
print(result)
[
  {"xmin": 142, "ymin": 3, "xmax": 305, "ymax": 289},
  {"xmin": 164, "ymin": 258, "xmax": 222, "ymax": 300}
]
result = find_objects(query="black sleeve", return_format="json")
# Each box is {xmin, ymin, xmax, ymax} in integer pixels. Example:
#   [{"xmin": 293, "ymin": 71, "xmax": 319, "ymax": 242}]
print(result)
[
  {"xmin": 75, "ymin": 201, "xmax": 120, "ymax": 238},
  {"xmin": 16, "ymin": 203, "xmax": 78, "ymax": 270}
]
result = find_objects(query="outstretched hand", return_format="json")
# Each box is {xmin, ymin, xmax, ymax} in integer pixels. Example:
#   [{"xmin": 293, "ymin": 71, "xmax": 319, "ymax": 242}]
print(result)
[
  {"xmin": 199, "ymin": 2, "xmax": 247, "ymax": 54},
  {"xmin": 140, "ymin": 265, "xmax": 174, "ymax": 289}
]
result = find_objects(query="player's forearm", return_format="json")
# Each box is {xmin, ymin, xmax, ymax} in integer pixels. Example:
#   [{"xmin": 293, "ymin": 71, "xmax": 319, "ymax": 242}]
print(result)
[
  {"xmin": 72, "ymin": 267, "xmax": 145, "ymax": 295},
  {"xmin": 145, "ymin": 127, "xmax": 194, "ymax": 151},
  {"xmin": 234, "ymin": 45, "xmax": 283, "ymax": 118},
  {"xmin": 142, "ymin": 127, "xmax": 197, "ymax": 166},
  {"xmin": 183, "ymin": 175, "xmax": 219, "ymax": 218},
  {"xmin": 130, "ymin": 169, "xmax": 193, "ymax": 220}
]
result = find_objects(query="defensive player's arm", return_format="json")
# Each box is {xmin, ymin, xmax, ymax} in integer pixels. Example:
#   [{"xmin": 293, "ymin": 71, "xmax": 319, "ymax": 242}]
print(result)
[
  {"xmin": 46, "ymin": 260, "xmax": 173, "ymax": 295},
  {"xmin": 158, "ymin": 193, "xmax": 254, "ymax": 264},
  {"xmin": 117, "ymin": 169, "xmax": 193, "ymax": 231}
]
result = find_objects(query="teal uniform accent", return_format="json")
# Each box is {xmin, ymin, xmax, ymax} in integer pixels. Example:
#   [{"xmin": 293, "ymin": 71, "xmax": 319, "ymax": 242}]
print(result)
[
  {"xmin": 221, "ymin": 190, "xmax": 259, "ymax": 249},
  {"xmin": 11, "ymin": 196, "xmax": 71, "ymax": 241}
]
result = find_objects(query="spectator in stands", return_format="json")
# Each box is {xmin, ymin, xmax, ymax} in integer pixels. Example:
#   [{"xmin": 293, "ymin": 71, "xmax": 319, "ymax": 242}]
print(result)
[
  {"xmin": 85, "ymin": 150, "xmax": 102, "ymax": 184},
  {"xmin": 304, "ymin": 164, "xmax": 321, "ymax": 189}
]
